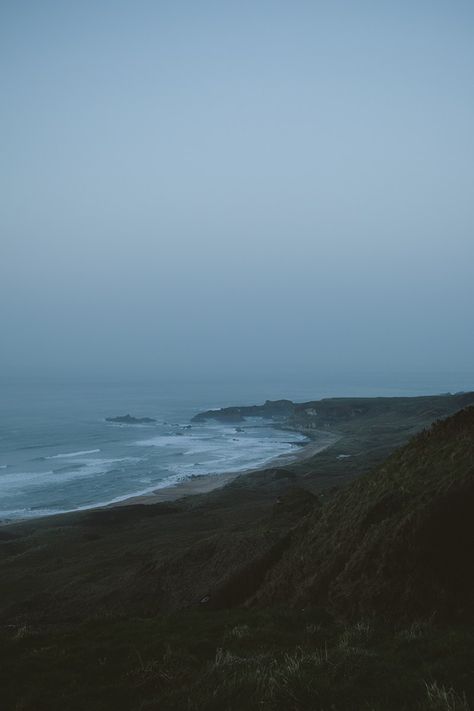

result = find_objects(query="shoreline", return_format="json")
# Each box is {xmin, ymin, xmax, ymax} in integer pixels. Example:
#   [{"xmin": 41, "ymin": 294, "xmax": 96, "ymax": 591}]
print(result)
[
  {"xmin": 110, "ymin": 429, "xmax": 338, "ymax": 507},
  {"xmin": 0, "ymin": 425, "xmax": 337, "ymax": 525}
]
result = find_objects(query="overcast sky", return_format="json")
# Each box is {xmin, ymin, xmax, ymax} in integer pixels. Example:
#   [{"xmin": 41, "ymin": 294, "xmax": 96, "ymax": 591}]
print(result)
[{"xmin": 1, "ymin": 1, "xmax": 473, "ymax": 380}]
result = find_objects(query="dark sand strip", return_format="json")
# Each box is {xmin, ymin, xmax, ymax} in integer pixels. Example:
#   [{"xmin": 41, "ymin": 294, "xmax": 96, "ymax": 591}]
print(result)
[{"xmin": 112, "ymin": 430, "xmax": 339, "ymax": 507}]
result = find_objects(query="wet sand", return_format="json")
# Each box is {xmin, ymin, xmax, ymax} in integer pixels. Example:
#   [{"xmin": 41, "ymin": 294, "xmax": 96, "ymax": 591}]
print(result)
[{"xmin": 112, "ymin": 430, "xmax": 339, "ymax": 507}]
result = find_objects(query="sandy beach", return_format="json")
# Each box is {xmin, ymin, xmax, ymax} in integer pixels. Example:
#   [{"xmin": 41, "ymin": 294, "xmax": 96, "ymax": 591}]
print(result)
[{"xmin": 112, "ymin": 429, "xmax": 339, "ymax": 507}]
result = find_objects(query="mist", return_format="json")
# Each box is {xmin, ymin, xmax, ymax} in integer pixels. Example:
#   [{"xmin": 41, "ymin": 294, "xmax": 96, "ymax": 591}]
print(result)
[{"xmin": 2, "ymin": 1, "xmax": 473, "ymax": 382}]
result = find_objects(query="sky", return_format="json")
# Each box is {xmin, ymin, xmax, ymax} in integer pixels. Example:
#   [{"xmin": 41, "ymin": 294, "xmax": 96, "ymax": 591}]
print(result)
[{"xmin": 1, "ymin": 1, "xmax": 474, "ymax": 382}]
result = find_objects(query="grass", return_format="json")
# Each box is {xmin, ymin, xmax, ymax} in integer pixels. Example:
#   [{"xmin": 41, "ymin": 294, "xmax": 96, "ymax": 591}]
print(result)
[
  {"xmin": 1, "ymin": 610, "xmax": 473, "ymax": 710},
  {"xmin": 423, "ymin": 682, "xmax": 471, "ymax": 711}
]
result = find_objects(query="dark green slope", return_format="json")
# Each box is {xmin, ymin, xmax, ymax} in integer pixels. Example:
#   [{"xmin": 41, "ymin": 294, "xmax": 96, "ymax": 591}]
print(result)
[{"xmin": 254, "ymin": 406, "xmax": 474, "ymax": 620}]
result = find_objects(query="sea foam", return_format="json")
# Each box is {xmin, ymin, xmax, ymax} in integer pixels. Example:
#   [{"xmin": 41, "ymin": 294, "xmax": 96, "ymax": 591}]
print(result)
[{"xmin": 46, "ymin": 449, "xmax": 101, "ymax": 459}]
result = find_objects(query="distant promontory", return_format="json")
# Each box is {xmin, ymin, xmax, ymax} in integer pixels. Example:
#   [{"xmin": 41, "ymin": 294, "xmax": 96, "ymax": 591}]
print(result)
[{"xmin": 191, "ymin": 399, "xmax": 295, "ymax": 423}]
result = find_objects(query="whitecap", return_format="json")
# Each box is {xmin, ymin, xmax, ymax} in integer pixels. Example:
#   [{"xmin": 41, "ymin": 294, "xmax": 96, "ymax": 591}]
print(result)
[
  {"xmin": 0, "ymin": 472, "xmax": 191, "ymax": 521},
  {"xmin": 46, "ymin": 449, "xmax": 101, "ymax": 459},
  {"xmin": 0, "ymin": 457, "xmax": 142, "ymax": 492},
  {"xmin": 134, "ymin": 434, "xmax": 194, "ymax": 448}
]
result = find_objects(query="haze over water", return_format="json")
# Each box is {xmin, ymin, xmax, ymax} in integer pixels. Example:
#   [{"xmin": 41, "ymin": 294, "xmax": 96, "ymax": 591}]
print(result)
[
  {"xmin": 1, "ymin": 1, "xmax": 474, "ymax": 382},
  {"xmin": 1, "ymin": 3, "xmax": 473, "ymax": 517}
]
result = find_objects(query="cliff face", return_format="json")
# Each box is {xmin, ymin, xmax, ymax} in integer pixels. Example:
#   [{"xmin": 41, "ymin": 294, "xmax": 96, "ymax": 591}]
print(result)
[{"xmin": 253, "ymin": 406, "xmax": 474, "ymax": 620}]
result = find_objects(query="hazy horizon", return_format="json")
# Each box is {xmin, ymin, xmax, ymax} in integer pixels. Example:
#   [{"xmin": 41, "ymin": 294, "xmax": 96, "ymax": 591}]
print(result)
[{"xmin": 2, "ymin": 1, "xmax": 473, "ymax": 382}]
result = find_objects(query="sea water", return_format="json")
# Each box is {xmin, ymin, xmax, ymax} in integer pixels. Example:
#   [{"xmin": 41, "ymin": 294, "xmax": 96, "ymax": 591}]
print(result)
[
  {"xmin": 0, "ymin": 378, "xmax": 310, "ymax": 520},
  {"xmin": 1, "ymin": 373, "xmax": 471, "ymax": 521}
]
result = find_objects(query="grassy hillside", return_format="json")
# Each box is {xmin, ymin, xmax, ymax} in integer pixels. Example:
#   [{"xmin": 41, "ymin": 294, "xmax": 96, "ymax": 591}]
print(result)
[
  {"xmin": 254, "ymin": 406, "xmax": 474, "ymax": 620},
  {"xmin": 1, "ymin": 608, "xmax": 473, "ymax": 710}
]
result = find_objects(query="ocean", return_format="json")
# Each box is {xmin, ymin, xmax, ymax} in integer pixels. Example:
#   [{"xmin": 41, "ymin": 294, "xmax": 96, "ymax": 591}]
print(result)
[
  {"xmin": 0, "ymin": 378, "xmax": 310, "ymax": 521},
  {"xmin": 1, "ymin": 373, "xmax": 471, "ymax": 521}
]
